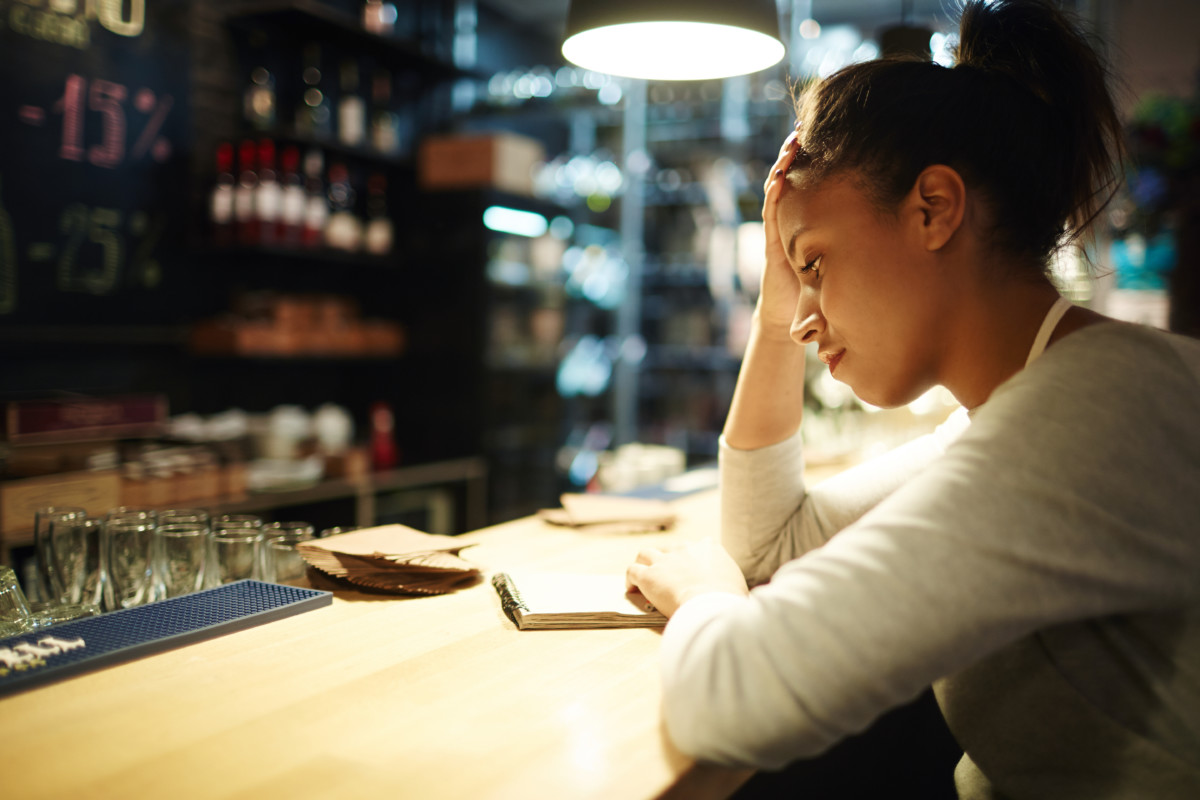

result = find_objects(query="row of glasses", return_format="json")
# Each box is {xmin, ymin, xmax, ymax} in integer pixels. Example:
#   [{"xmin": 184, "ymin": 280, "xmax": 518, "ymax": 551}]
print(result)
[{"xmin": 32, "ymin": 508, "xmax": 317, "ymax": 617}]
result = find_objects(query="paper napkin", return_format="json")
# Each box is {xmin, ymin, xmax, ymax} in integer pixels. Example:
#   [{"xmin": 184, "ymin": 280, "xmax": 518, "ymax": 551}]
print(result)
[
  {"xmin": 536, "ymin": 493, "xmax": 676, "ymax": 534},
  {"xmin": 296, "ymin": 525, "xmax": 481, "ymax": 595}
]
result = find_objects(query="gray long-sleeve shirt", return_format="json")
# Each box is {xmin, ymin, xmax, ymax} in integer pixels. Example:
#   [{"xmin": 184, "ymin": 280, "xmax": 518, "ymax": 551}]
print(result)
[{"xmin": 661, "ymin": 321, "xmax": 1200, "ymax": 798}]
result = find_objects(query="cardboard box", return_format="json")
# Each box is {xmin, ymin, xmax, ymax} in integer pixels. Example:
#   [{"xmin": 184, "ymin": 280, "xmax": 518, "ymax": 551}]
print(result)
[
  {"xmin": 174, "ymin": 464, "xmax": 220, "ymax": 504},
  {"xmin": 120, "ymin": 473, "xmax": 172, "ymax": 508},
  {"xmin": 3, "ymin": 395, "xmax": 166, "ymax": 444},
  {"xmin": 2, "ymin": 441, "xmax": 120, "ymax": 479},
  {"xmin": 419, "ymin": 132, "xmax": 545, "ymax": 196},
  {"xmin": 0, "ymin": 470, "xmax": 122, "ymax": 544},
  {"xmin": 220, "ymin": 462, "xmax": 248, "ymax": 500},
  {"xmin": 324, "ymin": 447, "xmax": 369, "ymax": 481}
]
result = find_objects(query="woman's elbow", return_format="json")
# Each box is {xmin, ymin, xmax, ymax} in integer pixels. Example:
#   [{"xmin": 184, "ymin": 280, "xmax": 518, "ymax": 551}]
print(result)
[{"xmin": 661, "ymin": 674, "xmax": 836, "ymax": 770}]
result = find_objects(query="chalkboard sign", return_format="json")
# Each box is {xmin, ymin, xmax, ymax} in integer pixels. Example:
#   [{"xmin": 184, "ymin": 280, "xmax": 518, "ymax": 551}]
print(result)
[{"xmin": 0, "ymin": 0, "xmax": 192, "ymax": 324}]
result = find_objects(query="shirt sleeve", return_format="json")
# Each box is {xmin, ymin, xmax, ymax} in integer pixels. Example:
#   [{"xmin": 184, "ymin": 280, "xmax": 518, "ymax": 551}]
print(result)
[
  {"xmin": 669, "ymin": 327, "xmax": 1200, "ymax": 768},
  {"xmin": 719, "ymin": 407, "xmax": 969, "ymax": 586}
]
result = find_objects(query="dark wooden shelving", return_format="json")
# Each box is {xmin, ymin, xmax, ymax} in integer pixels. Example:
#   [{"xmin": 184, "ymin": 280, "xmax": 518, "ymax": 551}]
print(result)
[
  {"xmin": 197, "ymin": 244, "xmax": 399, "ymax": 269},
  {"xmin": 0, "ymin": 326, "xmax": 191, "ymax": 347},
  {"xmin": 229, "ymin": 129, "xmax": 416, "ymax": 170},
  {"xmin": 222, "ymin": 0, "xmax": 468, "ymax": 79}
]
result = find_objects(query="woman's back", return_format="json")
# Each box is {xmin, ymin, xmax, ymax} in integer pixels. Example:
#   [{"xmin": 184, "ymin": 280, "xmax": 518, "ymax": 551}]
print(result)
[{"xmin": 698, "ymin": 321, "xmax": 1200, "ymax": 796}]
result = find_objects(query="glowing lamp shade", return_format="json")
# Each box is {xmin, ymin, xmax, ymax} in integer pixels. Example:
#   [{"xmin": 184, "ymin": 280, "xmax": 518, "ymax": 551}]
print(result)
[{"xmin": 562, "ymin": 0, "xmax": 785, "ymax": 81}]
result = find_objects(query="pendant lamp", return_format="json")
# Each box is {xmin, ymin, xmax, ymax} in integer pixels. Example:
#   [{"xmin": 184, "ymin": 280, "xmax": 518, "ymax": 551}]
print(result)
[{"xmin": 562, "ymin": 0, "xmax": 786, "ymax": 81}]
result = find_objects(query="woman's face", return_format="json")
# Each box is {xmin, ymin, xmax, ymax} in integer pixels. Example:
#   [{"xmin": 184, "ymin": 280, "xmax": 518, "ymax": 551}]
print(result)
[{"xmin": 776, "ymin": 171, "xmax": 950, "ymax": 408}]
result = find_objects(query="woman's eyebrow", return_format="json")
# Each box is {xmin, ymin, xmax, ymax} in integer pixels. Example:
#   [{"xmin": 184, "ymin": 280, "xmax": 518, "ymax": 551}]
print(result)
[{"xmin": 787, "ymin": 227, "xmax": 807, "ymax": 262}]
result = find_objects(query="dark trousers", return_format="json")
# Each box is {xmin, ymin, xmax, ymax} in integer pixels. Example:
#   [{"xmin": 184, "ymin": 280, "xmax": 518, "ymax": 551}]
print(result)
[{"xmin": 731, "ymin": 688, "xmax": 962, "ymax": 799}]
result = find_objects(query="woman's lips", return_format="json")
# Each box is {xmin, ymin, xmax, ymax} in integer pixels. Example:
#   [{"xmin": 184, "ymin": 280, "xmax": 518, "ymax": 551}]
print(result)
[{"xmin": 821, "ymin": 349, "xmax": 845, "ymax": 374}]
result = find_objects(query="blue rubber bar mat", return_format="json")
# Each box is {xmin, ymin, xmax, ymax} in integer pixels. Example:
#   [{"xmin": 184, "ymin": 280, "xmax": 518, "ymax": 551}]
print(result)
[{"xmin": 0, "ymin": 580, "xmax": 331, "ymax": 698}]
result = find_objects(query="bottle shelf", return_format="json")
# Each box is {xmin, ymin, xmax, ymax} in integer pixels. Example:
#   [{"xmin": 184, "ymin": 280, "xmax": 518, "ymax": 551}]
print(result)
[
  {"xmin": 222, "ymin": 0, "xmax": 467, "ymax": 79},
  {"xmin": 198, "ymin": 244, "xmax": 398, "ymax": 269},
  {"xmin": 0, "ymin": 325, "xmax": 190, "ymax": 348},
  {"xmin": 232, "ymin": 129, "xmax": 415, "ymax": 170}
]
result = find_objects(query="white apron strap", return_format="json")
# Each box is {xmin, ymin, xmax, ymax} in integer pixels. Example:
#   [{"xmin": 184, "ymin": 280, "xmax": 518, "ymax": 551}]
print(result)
[{"xmin": 1025, "ymin": 296, "xmax": 1074, "ymax": 367}]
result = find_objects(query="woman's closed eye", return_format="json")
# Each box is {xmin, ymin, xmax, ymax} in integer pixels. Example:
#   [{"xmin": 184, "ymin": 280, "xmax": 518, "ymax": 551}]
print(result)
[{"xmin": 798, "ymin": 256, "xmax": 822, "ymax": 277}]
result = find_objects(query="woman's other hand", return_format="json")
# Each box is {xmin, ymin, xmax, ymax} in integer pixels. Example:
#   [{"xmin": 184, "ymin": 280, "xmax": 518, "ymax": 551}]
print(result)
[
  {"xmin": 757, "ymin": 131, "xmax": 802, "ymax": 337},
  {"xmin": 626, "ymin": 541, "xmax": 749, "ymax": 618}
]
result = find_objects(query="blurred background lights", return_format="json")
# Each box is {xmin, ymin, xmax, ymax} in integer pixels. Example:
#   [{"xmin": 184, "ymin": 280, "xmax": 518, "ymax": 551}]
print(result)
[
  {"xmin": 483, "ymin": 206, "xmax": 549, "ymax": 237},
  {"xmin": 549, "ymin": 215, "xmax": 575, "ymax": 240},
  {"xmin": 931, "ymin": 31, "xmax": 956, "ymax": 66}
]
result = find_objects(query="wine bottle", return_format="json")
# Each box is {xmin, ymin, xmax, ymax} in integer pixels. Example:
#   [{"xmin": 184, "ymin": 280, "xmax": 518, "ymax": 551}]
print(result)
[
  {"xmin": 370, "ymin": 70, "xmax": 400, "ymax": 156},
  {"xmin": 337, "ymin": 59, "xmax": 366, "ymax": 148},
  {"xmin": 362, "ymin": 0, "xmax": 397, "ymax": 35},
  {"xmin": 255, "ymin": 139, "xmax": 281, "ymax": 246},
  {"xmin": 363, "ymin": 173, "xmax": 393, "ymax": 256},
  {"xmin": 302, "ymin": 148, "xmax": 328, "ymax": 249},
  {"xmin": 278, "ymin": 145, "xmax": 305, "ymax": 247},
  {"xmin": 235, "ymin": 139, "xmax": 258, "ymax": 246},
  {"xmin": 295, "ymin": 44, "xmax": 332, "ymax": 140},
  {"xmin": 243, "ymin": 66, "xmax": 276, "ymax": 131},
  {"xmin": 210, "ymin": 141, "xmax": 235, "ymax": 247},
  {"xmin": 325, "ymin": 161, "xmax": 362, "ymax": 252}
]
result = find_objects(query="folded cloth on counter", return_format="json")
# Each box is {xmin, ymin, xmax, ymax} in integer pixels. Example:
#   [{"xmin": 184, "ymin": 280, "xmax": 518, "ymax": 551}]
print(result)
[
  {"xmin": 536, "ymin": 493, "xmax": 676, "ymax": 534},
  {"xmin": 296, "ymin": 525, "xmax": 480, "ymax": 595}
]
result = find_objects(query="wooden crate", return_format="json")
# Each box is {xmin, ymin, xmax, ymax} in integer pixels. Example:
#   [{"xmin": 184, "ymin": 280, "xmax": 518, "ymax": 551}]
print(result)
[{"xmin": 0, "ymin": 470, "xmax": 121, "ymax": 560}]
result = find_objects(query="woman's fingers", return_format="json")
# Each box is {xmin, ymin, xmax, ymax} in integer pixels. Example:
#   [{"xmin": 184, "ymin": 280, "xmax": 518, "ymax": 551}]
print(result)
[
  {"xmin": 625, "ymin": 563, "xmax": 641, "ymax": 593},
  {"xmin": 635, "ymin": 547, "xmax": 664, "ymax": 565},
  {"xmin": 763, "ymin": 134, "xmax": 799, "ymax": 199},
  {"xmin": 626, "ymin": 548, "xmax": 663, "ymax": 591},
  {"xmin": 626, "ymin": 541, "xmax": 751, "ymax": 617}
]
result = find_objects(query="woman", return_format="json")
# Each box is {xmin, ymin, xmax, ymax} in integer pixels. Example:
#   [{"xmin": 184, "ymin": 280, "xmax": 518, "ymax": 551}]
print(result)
[{"xmin": 625, "ymin": 1, "xmax": 1200, "ymax": 796}]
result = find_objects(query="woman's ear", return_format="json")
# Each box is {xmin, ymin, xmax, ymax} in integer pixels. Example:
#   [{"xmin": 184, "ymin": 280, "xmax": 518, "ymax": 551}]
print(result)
[{"xmin": 909, "ymin": 165, "xmax": 966, "ymax": 251}]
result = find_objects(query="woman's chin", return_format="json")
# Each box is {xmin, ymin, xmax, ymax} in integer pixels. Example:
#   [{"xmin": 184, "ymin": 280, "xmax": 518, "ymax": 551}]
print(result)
[{"xmin": 851, "ymin": 382, "xmax": 927, "ymax": 410}]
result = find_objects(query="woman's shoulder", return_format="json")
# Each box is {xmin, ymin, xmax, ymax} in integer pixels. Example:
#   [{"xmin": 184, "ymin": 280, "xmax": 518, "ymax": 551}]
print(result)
[
  {"xmin": 1038, "ymin": 320, "xmax": 1200, "ymax": 384},
  {"xmin": 984, "ymin": 320, "xmax": 1200, "ymax": 431},
  {"xmin": 1060, "ymin": 318, "xmax": 1200, "ymax": 355}
]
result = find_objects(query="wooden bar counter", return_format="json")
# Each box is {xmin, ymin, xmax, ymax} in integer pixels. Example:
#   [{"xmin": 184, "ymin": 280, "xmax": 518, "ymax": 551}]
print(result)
[{"xmin": 0, "ymin": 489, "xmax": 753, "ymax": 799}]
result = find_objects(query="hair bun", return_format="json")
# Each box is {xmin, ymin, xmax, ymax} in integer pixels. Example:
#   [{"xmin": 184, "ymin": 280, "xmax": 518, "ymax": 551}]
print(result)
[{"xmin": 954, "ymin": 0, "xmax": 1084, "ymax": 102}]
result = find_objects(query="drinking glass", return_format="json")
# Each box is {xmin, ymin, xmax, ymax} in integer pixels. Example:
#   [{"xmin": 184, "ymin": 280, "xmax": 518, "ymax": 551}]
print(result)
[
  {"xmin": 103, "ymin": 516, "xmax": 157, "ymax": 610},
  {"xmin": 206, "ymin": 527, "xmax": 262, "ymax": 587},
  {"xmin": 57, "ymin": 517, "xmax": 105, "ymax": 611},
  {"xmin": 159, "ymin": 508, "xmax": 211, "ymax": 526},
  {"xmin": 33, "ymin": 506, "xmax": 86, "ymax": 604},
  {"xmin": 318, "ymin": 526, "xmax": 358, "ymax": 538},
  {"xmin": 264, "ymin": 521, "xmax": 314, "ymax": 540},
  {"xmin": 106, "ymin": 507, "xmax": 158, "ymax": 523},
  {"xmin": 31, "ymin": 507, "xmax": 102, "ymax": 623},
  {"xmin": 155, "ymin": 522, "xmax": 209, "ymax": 598},
  {"xmin": 262, "ymin": 522, "xmax": 315, "ymax": 585},
  {"xmin": 0, "ymin": 565, "xmax": 49, "ymax": 637},
  {"xmin": 214, "ymin": 514, "xmax": 262, "ymax": 530}
]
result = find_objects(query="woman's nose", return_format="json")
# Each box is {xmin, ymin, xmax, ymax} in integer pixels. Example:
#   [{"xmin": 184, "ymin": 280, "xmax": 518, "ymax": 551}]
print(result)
[{"xmin": 790, "ymin": 290, "xmax": 824, "ymax": 346}]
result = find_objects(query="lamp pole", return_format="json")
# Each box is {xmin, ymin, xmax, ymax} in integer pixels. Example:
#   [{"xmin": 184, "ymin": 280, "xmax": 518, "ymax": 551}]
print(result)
[{"xmin": 613, "ymin": 77, "xmax": 646, "ymax": 446}]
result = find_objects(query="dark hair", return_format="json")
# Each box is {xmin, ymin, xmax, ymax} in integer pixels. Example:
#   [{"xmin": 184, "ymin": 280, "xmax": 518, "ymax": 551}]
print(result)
[{"xmin": 790, "ymin": 0, "xmax": 1125, "ymax": 274}]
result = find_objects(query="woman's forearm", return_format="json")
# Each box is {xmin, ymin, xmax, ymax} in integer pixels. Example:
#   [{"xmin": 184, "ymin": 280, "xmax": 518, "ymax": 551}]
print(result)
[{"xmin": 722, "ymin": 312, "xmax": 807, "ymax": 451}]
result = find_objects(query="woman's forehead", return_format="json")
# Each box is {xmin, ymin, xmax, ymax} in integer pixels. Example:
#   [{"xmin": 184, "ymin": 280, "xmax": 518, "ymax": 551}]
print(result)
[{"xmin": 781, "ymin": 172, "xmax": 871, "ymax": 226}]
